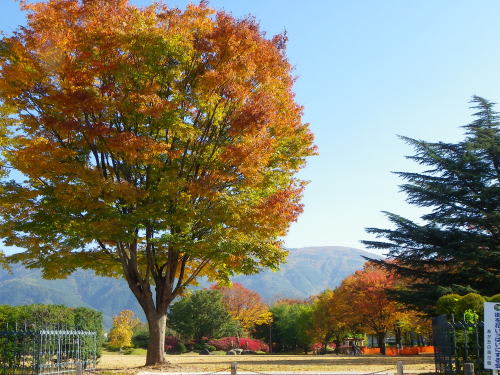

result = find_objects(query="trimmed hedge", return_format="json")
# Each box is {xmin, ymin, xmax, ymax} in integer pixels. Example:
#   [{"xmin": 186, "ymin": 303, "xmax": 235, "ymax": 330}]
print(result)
[{"xmin": 0, "ymin": 304, "xmax": 105, "ymax": 357}]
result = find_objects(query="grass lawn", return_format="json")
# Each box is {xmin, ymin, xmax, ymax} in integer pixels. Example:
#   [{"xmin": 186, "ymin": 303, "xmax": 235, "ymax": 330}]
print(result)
[
  {"xmin": 96, "ymin": 353, "xmax": 436, "ymax": 373},
  {"xmin": 102, "ymin": 348, "xmax": 148, "ymax": 356}
]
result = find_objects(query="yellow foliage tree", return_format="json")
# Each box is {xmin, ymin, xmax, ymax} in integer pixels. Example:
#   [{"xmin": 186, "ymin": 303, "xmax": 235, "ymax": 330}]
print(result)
[
  {"xmin": 309, "ymin": 289, "xmax": 352, "ymax": 352},
  {"xmin": 108, "ymin": 310, "xmax": 139, "ymax": 350}
]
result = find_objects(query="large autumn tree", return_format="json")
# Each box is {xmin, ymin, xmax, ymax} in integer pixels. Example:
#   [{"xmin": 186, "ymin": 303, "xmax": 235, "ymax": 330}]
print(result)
[
  {"xmin": 0, "ymin": 0, "xmax": 315, "ymax": 364},
  {"xmin": 338, "ymin": 264, "xmax": 401, "ymax": 354}
]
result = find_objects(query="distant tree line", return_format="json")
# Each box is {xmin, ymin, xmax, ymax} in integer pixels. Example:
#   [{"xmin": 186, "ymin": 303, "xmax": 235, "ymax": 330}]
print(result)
[{"xmin": 113, "ymin": 266, "xmax": 434, "ymax": 355}]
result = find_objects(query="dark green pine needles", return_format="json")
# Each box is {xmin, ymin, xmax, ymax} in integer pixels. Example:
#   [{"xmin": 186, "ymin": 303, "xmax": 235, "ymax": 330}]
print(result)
[{"xmin": 363, "ymin": 96, "xmax": 500, "ymax": 312}]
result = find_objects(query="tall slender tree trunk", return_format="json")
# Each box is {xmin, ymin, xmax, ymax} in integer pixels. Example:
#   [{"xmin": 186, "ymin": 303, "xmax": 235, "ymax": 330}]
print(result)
[
  {"xmin": 395, "ymin": 327, "xmax": 402, "ymax": 348},
  {"xmin": 377, "ymin": 332, "xmax": 386, "ymax": 355},
  {"xmin": 334, "ymin": 339, "xmax": 341, "ymax": 355},
  {"xmin": 145, "ymin": 311, "xmax": 167, "ymax": 365}
]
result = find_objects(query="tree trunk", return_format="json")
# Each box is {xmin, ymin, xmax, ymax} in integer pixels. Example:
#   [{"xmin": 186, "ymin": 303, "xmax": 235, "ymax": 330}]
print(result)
[
  {"xmin": 334, "ymin": 339, "xmax": 341, "ymax": 355},
  {"xmin": 395, "ymin": 327, "xmax": 402, "ymax": 348},
  {"xmin": 377, "ymin": 332, "xmax": 386, "ymax": 355},
  {"xmin": 145, "ymin": 312, "xmax": 167, "ymax": 365}
]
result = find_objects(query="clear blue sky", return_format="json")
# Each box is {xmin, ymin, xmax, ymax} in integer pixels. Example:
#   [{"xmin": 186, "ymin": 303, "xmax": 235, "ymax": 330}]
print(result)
[{"xmin": 2, "ymin": 0, "xmax": 500, "ymax": 254}]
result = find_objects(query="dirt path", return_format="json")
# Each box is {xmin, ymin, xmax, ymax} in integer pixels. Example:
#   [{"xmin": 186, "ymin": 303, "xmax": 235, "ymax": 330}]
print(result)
[{"xmin": 97, "ymin": 354, "xmax": 435, "ymax": 373}]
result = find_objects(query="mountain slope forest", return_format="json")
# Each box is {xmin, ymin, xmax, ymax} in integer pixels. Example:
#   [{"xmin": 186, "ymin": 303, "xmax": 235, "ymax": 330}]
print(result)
[{"xmin": 0, "ymin": 246, "xmax": 380, "ymax": 328}]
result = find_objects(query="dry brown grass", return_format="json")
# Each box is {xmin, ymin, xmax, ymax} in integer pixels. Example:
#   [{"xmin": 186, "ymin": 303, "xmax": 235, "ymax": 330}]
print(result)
[{"xmin": 96, "ymin": 353, "xmax": 435, "ymax": 374}]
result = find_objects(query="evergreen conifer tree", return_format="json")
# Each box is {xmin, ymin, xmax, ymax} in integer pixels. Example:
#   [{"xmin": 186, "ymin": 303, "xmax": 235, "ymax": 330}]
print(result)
[{"xmin": 363, "ymin": 96, "xmax": 499, "ymax": 312}]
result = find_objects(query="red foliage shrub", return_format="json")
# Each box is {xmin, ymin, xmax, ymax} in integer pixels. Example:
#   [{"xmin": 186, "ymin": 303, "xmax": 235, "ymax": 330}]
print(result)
[
  {"xmin": 164, "ymin": 335, "xmax": 179, "ymax": 352},
  {"xmin": 208, "ymin": 337, "xmax": 269, "ymax": 352}
]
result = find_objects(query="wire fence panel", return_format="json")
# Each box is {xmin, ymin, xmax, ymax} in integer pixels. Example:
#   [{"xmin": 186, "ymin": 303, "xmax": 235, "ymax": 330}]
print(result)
[
  {"xmin": 433, "ymin": 315, "xmax": 489, "ymax": 375},
  {"xmin": 0, "ymin": 327, "xmax": 96, "ymax": 375},
  {"xmin": 433, "ymin": 315, "xmax": 455, "ymax": 375}
]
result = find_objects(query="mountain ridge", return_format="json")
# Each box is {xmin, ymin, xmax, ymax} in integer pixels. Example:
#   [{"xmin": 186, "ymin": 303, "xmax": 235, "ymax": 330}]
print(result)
[{"xmin": 0, "ymin": 246, "xmax": 381, "ymax": 328}]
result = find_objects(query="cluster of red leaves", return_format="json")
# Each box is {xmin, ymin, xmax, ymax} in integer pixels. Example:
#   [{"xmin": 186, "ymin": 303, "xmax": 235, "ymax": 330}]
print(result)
[
  {"xmin": 164, "ymin": 335, "xmax": 179, "ymax": 352},
  {"xmin": 208, "ymin": 337, "xmax": 269, "ymax": 352}
]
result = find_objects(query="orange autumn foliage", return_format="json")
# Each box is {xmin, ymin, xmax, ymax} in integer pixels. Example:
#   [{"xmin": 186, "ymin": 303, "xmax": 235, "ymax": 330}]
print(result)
[
  {"xmin": 338, "ymin": 264, "xmax": 401, "ymax": 335},
  {"xmin": 0, "ymin": 0, "xmax": 315, "ymax": 364},
  {"xmin": 334, "ymin": 263, "xmax": 413, "ymax": 354},
  {"xmin": 308, "ymin": 288, "xmax": 352, "ymax": 350},
  {"xmin": 212, "ymin": 283, "xmax": 272, "ymax": 332},
  {"xmin": 309, "ymin": 263, "xmax": 432, "ymax": 354}
]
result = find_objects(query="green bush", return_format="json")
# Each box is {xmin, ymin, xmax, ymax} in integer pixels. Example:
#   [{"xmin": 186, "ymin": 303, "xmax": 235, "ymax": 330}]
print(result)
[
  {"xmin": 102, "ymin": 342, "xmax": 120, "ymax": 352},
  {"xmin": 456, "ymin": 293, "xmax": 485, "ymax": 319},
  {"xmin": 73, "ymin": 307, "xmax": 105, "ymax": 357},
  {"xmin": 132, "ymin": 331, "xmax": 149, "ymax": 349},
  {"xmin": 177, "ymin": 342, "xmax": 187, "ymax": 353},
  {"xmin": 193, "ymin": 342, "xmax": 217, "ymax": 352},
  {"xmin": 122, "ymin": 347, "xmax": 147, "ymax": 355},
  {"xmin": 436, "ymin": 294, "xmax": 461, "ymax": 317},
  {"xmin": 488, "ymin": 294, "xmax": 500, "ymax": 303}
]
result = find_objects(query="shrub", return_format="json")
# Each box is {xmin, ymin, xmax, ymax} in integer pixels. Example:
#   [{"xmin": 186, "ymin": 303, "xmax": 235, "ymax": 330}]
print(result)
[
  {"xmin": 102, "ymin": 342, "xmax": 120, "ymax": 352},
  {"xmin": 193, "ymin": 342, "xmax": 206, "ymax": 351},
  {"xmin": 132, "ymin": 331, "xmax": 149, "ymax": 349},
  {"xmin": 436, "ymin": 294, "xmax": 461, "ymax": 317},
  {"xmin": 176, "ymin": 342, "xmax": 187, "ymax": 353},
  {"xmin": 194, "ymin": 342, "xmax": 217, "ymax": 352},
  {"xmin": 456, "ymin": 293, "xmax": 485, "ymax": 318},
  {"xmin": 208, "ymin": 337, "xmax": 269, "ymax": 353},
  {"xmin": 488, "ymin": 294, "xmax": 500, "ymax": 303},
  {"xmin": 165, "ymin": 335, "xmax": 179, "ymax": 352}
]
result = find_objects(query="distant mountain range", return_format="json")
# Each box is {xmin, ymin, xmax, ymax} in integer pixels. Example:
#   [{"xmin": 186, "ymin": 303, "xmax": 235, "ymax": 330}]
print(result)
[
  {"xmin": 232, "ymin": 246, "xmax": 381, "ymax": 301},
  {"xmin": 0, "ymin": 246, "xmax": 381, "ymax": 328}
]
